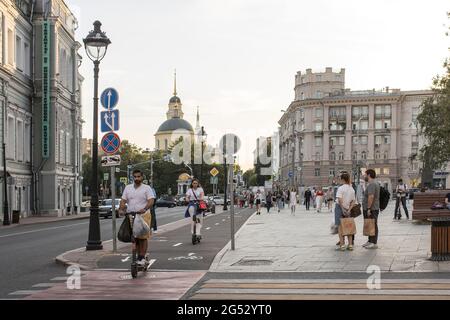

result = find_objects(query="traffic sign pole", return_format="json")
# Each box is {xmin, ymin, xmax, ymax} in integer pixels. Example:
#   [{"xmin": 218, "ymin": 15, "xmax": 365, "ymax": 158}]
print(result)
[
  {"xmin": 229, "ymin": 163, "xmax": 235, "ymax": 251},
  {"xmin": 111, "ymin": 166, "xmax": 117, "ymax": 253}
]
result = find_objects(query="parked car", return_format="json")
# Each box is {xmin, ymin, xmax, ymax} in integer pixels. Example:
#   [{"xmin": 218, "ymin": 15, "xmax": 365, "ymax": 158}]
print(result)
[
  {"xmin": 211, "ymin": 196, "xmax": 230, "ymax": 206},
  {"xmin": 176, "ymin": 196, "xmax": 188, "ymax": 206},
  {"xmin": 99, "ymin": 199, "xmax": 121, "ymax": 219},
  {"xmin": 155, "ymin": 197, "xmax": 177, "ymax": 208}
]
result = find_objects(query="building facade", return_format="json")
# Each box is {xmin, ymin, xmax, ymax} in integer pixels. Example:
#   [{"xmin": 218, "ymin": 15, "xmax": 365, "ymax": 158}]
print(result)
[
  {"xmin": 0, "ymin": 0, "xmax": 83, "ymax": 221},
  {"xmin": 278, "ymin": 67, "xmax": 439, "ymax": 192}
]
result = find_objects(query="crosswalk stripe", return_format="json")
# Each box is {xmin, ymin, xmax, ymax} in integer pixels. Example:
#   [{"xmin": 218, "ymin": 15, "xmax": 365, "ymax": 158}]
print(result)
[
  {"xmin": 32, "ymin": 283, "xmax": 55, "ymax": 288},
  {"xmin": 9, "ymin": 290, "xmax": 44, "ymax": 296}
]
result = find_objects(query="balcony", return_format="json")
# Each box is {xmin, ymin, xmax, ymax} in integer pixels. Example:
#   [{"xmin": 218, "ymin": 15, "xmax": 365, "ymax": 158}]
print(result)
[{"xmin": 352, "ymin": 129, "xmax": 368, "ymax": 135}]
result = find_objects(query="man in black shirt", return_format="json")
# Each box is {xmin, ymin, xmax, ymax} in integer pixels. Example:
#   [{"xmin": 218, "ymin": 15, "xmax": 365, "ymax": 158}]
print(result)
[{"xmin": 304, "ymin": 188, "xmax": 312, "ymax": 211}]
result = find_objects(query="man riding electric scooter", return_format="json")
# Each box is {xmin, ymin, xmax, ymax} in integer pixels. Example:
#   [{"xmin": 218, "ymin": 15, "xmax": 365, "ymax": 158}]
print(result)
[{"xmin": 119, "ymin": 169, "xmax": 155, "ymax": 278}]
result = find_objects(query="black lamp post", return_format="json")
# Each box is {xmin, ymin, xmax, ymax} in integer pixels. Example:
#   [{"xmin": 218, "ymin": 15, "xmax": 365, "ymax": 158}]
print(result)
[
  {"xmin": 84, "ymin": 21, "xmax": 111, "ymax": 251},
  {"xmin": 200, "ymin": 126, "xmax": 207, "ymax": 185},
  {"xmin": 2, "ymin": 142, "xmax": 9, "ymax": 226}
]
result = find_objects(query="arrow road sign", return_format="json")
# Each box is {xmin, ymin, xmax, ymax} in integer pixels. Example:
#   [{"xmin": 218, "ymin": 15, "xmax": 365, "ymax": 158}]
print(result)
[
  {"xmin": 101, "ymin": 132, "xmax": 121, "ymax": 155},
  {"xmin": 101, "ymin": 155, "xmax": 121, "ymax": 167},
  {"xmin": 101, "ymin": 88, "xmax": 119, "ymax": 111},
  {"xmin": 101, "ymin": 110, "xmax": 120, "ymax": 133}
]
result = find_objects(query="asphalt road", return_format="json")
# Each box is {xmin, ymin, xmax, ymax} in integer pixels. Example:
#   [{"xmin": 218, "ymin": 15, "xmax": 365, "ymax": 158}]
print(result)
[
  {"xmin": 97, "ymin": 207, "xmax": 256, "ymax": 271},
  {"xmin": 0, "ymin": 206, "xmax": 195, "ymax": 299}
]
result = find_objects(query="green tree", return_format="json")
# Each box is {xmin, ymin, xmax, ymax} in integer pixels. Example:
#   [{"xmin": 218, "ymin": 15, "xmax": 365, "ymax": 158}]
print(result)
[{"xmin": 417, "ymin": 12, "xmax": 450, "ymax": 185}]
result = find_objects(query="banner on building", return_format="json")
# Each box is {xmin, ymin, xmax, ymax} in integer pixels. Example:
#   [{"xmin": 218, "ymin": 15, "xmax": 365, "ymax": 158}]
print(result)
[{"xmin": 42, "ymin": 20, "xmax": 51, "ymax": 158}]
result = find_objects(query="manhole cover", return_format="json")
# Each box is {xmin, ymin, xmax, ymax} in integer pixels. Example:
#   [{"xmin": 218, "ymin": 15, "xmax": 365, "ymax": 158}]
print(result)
[{"xmin": 233, "ymin": 259, "xmax": 273, "ymax": 266}]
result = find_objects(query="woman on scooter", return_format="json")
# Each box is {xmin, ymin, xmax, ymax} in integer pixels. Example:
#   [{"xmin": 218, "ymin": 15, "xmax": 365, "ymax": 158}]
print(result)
[{"xmin": 185, "ymin": 179, "xmax": 206, "ymax": 244}]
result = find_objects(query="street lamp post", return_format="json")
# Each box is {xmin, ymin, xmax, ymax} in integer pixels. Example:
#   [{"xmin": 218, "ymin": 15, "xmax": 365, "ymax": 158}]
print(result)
[
  {"xmin": 2, "ymin": 141, "xmax": 9, "ymax": 226},
  {"xmin": 200, "ymin": 126, "xmax": 207, "ymax": 185},
  {"xmin": 84, "ymin": 21, "xmax": 111, "ymax": 251}
]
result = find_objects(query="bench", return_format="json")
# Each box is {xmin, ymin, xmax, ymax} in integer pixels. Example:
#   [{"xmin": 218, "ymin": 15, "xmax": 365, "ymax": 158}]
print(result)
[{"xmin": 412, "ymin": 191, "xmax": 450, "ymax": 261}]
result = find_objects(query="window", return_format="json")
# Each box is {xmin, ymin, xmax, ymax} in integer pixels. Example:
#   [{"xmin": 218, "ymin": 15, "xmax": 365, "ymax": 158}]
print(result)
[
  {"xmin": 17, "ymin": 120, "xmax": 23, "ymax": 162},
  {"xmin": 316, "ymin": 91, "xmax": 323, "ymax": 99},
  {"xmin": 384, "ymin": 152, "xmax": 389, "ymax": 160},
  {"xmin": 375, "ymin": 120, "xmax": 382, "ymax": 129},
  {"xmin": 384, "ymin": 168, "xmax": 390, "ymax": 175},
  {"xmin": 7, "ymin": 116, "xmax": 15, "ymax": 159},
  {"xmin": 360, "ymin": 136, "xmax": 368, "ymax": 145},
  {"xmin": 384, "ymin": 120, "xmax": 391, "ymax": 129},
  {"xmin": 8, "ymin": 29, "xmax": 14, "ymax": 65},
  {"xmin": 16, "ymin": 36, "xmax": 23, "ymax": 71},
  {"xmin": 376, "ymin": 105, "xmax": 392, "ymax": 118},
  {"xmin": 338, "ymin": 137, "xmax": 345, "ymax": 146},
  {"xmin": 315, "ymin": 108, "xmax": 323, "ymax": 118},
  {"xmin": 384, "ymin": 136, "xmax": 391, "ymax": 144},
  {"xmin": 315, "ymin": 122, "xmax": 323, "ymax": 132},
  {"xmin": 375, "ymin": 168, "xmax": 381, "ymax": 176},
  {"xmin": 315, "ymin": 137, "xmax": 322, "ymax": 147},
  {"xmin": 165, "ymin": 139, "xmax": 168, "ymax": 150},
  {"xmin": 352, "ymin": 152, "xmax": 358, "ymax": 160},
  {"xmin": 330, "ymin": 152, "xmax": 336, "ymax": 161},
  {"xmin": 361, "ymin": 151, "xmax": 367, "ymax": 160},
  {"xmin": 375, "ymin": 136, "xmax": 383, "ymax": 145},
  {"xmin": 300, "ymin": 92, "xmax": 304, "ymax": 100},
  {"xmin": 375, "ymin": 151, "xmax": 381, "ymax": 160},
  {"xmin": 384, "ymin": 106, "xmax": 392, "ymax": 118},
  {"xmin": 316, "ymin": 75, "xmax": 322, "ymax": 81},
  {"xmin": 157, "ymin": 140, "xmax": 160, "ymax": 149},
  {"xmin": 24, "ymin": 42, "xmax": 30, "ymax": 76},
  {"xmin": 24, "ymin": 123, "xmax": 30, "ymax": 162},
  {"xmin": 329, "ymin": 169, "xmax": 336, "ymax": 177},
  {"xmin": 315, "ymin": 168, "xmax": 321, "ymax": 177},
  {"xmin": 352, "ymin": 120, "xmax": 369, "ymax": 130},
  {"xmin": 330, "ymin": 137, "xmax": 336, "ymax": 147},
  {"xmin": 59, "ymin": 131, "xmax": 65, "ymax": 164},
  {"xmin": 353, "ymin": 137, "xmax": 359, "ymax": 145},
  {"xmin": 338, "ymin": 152, "xmax": 344, "ymax": 161},
  {"xmin": 66, "ymin": 133, "xmax": 71, "ymax": 165}
]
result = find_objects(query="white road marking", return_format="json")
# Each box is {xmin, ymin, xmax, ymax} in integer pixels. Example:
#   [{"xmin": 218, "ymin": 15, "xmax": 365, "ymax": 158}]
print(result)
[
  {"xmin": 215, "ymin": 223, "xmax": 219, "ymax": 226},
  {"xmin": 222, "ymin": 219, "xmax": 226, "ymax": 222},
  {"xmin": 121, "ymin": 256, "xmax": 130, "ymax": 263},
  {"xmin": 9, "ymin": 290, "xmax": 43, "ymax": 296},
  {"xmin": 206, "ymin": 227, "xmax": 211, "ymax": 230},
  {"xmin": 173, "ymin": 243, "xmax": 183, "ymax": 247},
  {"xmin": 146, "ymin": 259, "xmax": 156, "ymax": 270},
  {"xmin": 188, "ymin": 253, "xmax": 195, "ymax": 257},
  {"xmin": 0, "ymin": 222, "xmax": 89, "ymax": 239},
  {"xmin": 51, "ymin": 277, "xmax": 69, "ymax": 281},
  {"xmin": 32, "ymin": 283, "xmax": 54, "ymax": 288}
]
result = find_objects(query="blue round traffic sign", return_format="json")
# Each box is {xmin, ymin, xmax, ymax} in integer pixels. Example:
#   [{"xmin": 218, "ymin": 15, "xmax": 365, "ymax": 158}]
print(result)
[
  {"xmin": 101, "ymin": 132, "xmax": 121, "ymax": 155},
  {"xmin": 101, "ymin": 88, "xmax": 119, "ymax": 110}
]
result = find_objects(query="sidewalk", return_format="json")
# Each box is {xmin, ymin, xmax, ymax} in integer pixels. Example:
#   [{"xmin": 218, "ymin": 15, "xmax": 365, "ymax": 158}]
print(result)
[
  {"xmin": 0, "ymin": 212, "xmax": 90, "ymax": 229},
  {"xmin": 210, "ymin": 202, "xmax": 450, "ymax": 273}
]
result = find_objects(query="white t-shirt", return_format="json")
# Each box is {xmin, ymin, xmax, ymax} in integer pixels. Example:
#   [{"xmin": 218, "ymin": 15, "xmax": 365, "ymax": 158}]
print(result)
[
  {"xmin": 186, "ymin": 187, "xmax": 204, "ymax": 201},
  {"xmin": 122, "ymin": 184, "xmax": 156, "ymax": 213},
  {"xmin": 336, "ymin": 184, "xmax": 356, "ymax": 210}
]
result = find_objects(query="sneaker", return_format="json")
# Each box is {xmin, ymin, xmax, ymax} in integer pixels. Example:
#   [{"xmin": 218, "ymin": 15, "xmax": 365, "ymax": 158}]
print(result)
[
  {"xmin": 365, "ymin": 243, "xmax": 378, "ymax": 250},
  {"xmin": 362, "ymin": 242, "xmax": 371, "ymax": 248},
  {"xmin": 340, "ymin": 245, "xmax": 347, "ymax": 251},
  {"xmin": 347, "ymin": 245, "xmax": 354, "ymax": 251},
  {"xmin": 137, "ymin": 259, "xmax": 146, "ymax": 266}
]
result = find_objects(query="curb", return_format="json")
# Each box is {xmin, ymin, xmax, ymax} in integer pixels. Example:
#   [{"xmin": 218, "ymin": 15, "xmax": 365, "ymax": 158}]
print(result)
[
  {"xmin": 1, "ymin": 215, "xmax": 90, "ymax": 230},
  {"xmin": 55, "ymin": 247, "xmax": 92, "ymax": 271}
]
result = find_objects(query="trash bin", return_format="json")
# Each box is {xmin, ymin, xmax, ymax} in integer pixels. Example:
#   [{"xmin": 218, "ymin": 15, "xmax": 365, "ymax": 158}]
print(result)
[{"xmin": 12, "ymin": 210, "xmax": 20, "ymax": 224}]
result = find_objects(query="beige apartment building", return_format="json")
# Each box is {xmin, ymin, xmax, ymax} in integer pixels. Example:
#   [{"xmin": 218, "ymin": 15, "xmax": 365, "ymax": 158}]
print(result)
[{"xmin": 278, "ymin": 68, "xmax": 442, "ymax": 192}]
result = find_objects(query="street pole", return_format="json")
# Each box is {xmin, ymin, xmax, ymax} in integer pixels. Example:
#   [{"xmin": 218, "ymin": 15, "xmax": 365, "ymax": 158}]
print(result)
[
  {"xmin": 86, "ymin": 60, "xmax": 103, "ymax": 251},
  {"xmin": 223, "ymin": 156, "xmax": 228, "ymax": 211},
  {"xmin": 229, "ymin": 162, "xmax": 235, "ymax": 251},
  {"xmin": 111, "ymin": 166, "xmax": 117, "ymax": 252},
  {"xmin": 200, "ymin": 127, "xmax": 204, "ymax": 185}
]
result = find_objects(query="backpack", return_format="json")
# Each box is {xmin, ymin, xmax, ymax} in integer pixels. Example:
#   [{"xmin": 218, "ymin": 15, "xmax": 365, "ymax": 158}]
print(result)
[{"xmin": 379, "ymin": 186, "xmax": 390, "ymax": 212}]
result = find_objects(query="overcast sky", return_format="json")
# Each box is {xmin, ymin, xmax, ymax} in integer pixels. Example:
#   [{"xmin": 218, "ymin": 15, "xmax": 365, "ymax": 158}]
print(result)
[{"xmin": 68, "ymin": 0, "xmax": 449, "ymax": 170}]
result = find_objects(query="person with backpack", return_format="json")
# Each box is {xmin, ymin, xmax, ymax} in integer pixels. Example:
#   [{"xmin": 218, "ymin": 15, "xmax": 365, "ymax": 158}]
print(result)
[
  {"xmin": 266, "ymin": 192, "xmax": 273, "ymax": 213},
  {"xmin": 304, "ymin": 188, "xmax": 312, "ymax": 211},
  {"xmin": 394, "ymin": 179, "xmax": 409, "ymax": 220},
  {"xmin": 362, "ymin": 169, "xmax": 381, "ymax": 249}
]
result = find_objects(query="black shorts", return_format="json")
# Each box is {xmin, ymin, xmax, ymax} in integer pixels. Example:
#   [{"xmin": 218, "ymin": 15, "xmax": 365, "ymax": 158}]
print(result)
[{"xmin": 256, "ymin": 200, "xmax": 261, "ymax": 205}]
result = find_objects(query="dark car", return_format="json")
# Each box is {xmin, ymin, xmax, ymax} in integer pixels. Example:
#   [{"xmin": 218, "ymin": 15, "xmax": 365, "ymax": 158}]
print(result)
[
  {"xmin": 99, "ymin": 199, "xmax": 121, "ymax": 219},
  {"xmin": 155, "ymin": 197, "xmax": 177, "ymax": 208}
]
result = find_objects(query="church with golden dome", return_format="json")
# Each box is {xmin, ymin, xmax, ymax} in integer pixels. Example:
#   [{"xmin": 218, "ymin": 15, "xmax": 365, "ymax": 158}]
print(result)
[{"xmin": 155, "ymin": 73, "xmax": 203, "ymax": 151}]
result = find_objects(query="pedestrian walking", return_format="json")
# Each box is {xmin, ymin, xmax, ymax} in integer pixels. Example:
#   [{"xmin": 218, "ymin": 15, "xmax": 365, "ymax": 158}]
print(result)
[
  {"xmin": 290, "ymin": 188, "xmax": 297, "ymax": 215},
  {"xmin": 255, "ymin": 190, "xmax": 263, "ymax": 215},
  {"xmin": 316, "ymin": 188, "xmax": 324, "ymax": 213},
  {"xmin": 304, "ymin": 188, "xmax": 312, "ymax": 211},
  {"xmin": 326, "ymin": 187, "xmax": 334, "ymax": 213},
  {"xmin": 394, "ymin": 179, "xmax": 409, "ymax": 220},
  {"xmin": 276, "ymin": 191, "xmax": 283, "ymax": 213},
  {"xmin": 334, "ymin": 172, "xmax": 356, "ymax": 251},
  {"xmin": 249, "ymin": 192, "xmax": 255, "ymax": 209},
  {"xmin": 119, "ymin": 169, "xmax": 156, "ymax": 266},
  {"xmin": 266, "ymin": 192, "xmax": 273, "ymax": 213},
  {"xmin": 149, "ymin": 185, "xmax": 158, "ymax": 233},
  {"xmin": 312, "ymin": 187, "xmax": 317, "ymax": 209},
  {"xmin": 362, "ymin": 169, "xmax": 381, "ymax": 250}
]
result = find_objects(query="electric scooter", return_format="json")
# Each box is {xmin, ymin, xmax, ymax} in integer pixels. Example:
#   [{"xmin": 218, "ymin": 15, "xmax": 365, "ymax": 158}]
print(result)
[
  {"xmin": 190, "ymin": 201, "xmax": 203, "ymax": 245},
  {"xmin": 128, "ymin": 212, "xmax": 151, "ymax": 279}
]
